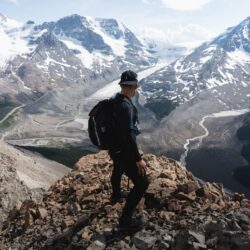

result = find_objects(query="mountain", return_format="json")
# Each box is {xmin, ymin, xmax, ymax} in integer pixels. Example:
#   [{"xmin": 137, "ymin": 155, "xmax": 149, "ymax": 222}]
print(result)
[
  {"xmin": 0, "ymin": 13, "xmax": 158, "ymax": 146},
  {"xmin": 135, "ymin": 17, "xmax": 250, "ymax": 197},
  {"xmin": 0, "ymin": 140, "xmax": 70, "ymax": 225},
  {"xmin": 139, "ymin": 17, "xmax": 250, "ymax": 118},
  {"xmin": 0, "ymin": 14, "xmax": 156, "ymax": 95},
  {"xmin": 1, "ymin": 151, "xmax": 250, "ymax": 249}
]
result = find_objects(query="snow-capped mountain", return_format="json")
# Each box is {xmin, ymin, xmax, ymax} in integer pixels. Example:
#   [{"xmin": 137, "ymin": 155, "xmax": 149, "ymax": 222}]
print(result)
[
  {"xmin": 136, "ymin": 17, "xmax": 250, "ymax": 192},
  {"xmin": 0, "ymin": 13, "xmax": 156, "ymax": 95},
  {"xmin": 140, "ymin": 17, "xmax": 250, "ymax": 119},
  {"xmin": 0, "ymin": 13, "xmax": 161, "ymax": 147},
  {"xmin": 133, "ymin": 18, "xmax": 250, "ymax": 197},
  {"xmin": 35, "ymin": 15, "xmax": 155, "ymax": 70},
  {"xmin": 213, "ymin": 17, "xmax": 250, "ymax": 52},
  {"xmin": 0, "ymin": 13, "xmax": 30, "ymax": 67}
]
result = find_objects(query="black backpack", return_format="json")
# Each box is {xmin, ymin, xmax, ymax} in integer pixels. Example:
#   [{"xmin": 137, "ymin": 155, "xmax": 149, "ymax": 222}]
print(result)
[{"xmin": 88, "ymin": 99, "xmax": 116, "ymax": 150}]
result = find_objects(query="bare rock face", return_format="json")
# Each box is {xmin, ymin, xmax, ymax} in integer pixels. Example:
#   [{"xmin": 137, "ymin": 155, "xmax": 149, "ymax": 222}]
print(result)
[
  {"xmin": 0, "ymin": 152, "xmax": 32, "ymax": 225},
  {"xmin": 0, "ymin": 141, "xmax": 70, "ymax": 232},
  {"xmin": 1, "ymin": 151, "xmax": 250, "ymax": 249}
]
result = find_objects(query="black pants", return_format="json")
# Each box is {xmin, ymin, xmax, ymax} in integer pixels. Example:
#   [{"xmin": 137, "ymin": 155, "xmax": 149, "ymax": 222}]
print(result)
[{"xmin": 110, "ymin": 152, "xmax": 149, "ymax": 219}]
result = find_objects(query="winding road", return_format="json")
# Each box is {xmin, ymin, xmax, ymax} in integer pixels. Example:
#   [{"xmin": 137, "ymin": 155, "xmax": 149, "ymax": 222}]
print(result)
[
  {"xmin": 0, "ymin": 104, "xmax": 25, "ymax": 124},
  {"xmin": 0, "ymin": 104, "xmax": 25, "ymax": 140}
]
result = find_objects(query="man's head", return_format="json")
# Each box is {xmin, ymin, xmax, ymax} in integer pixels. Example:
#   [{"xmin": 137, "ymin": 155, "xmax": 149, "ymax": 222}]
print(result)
[
  {"xmin": 119, "ymin": 70, "xmax": 139, "ymax": 97},
  {"xmin": 119, "ymin": 70, "xmax": 138, "ymax": 86}
]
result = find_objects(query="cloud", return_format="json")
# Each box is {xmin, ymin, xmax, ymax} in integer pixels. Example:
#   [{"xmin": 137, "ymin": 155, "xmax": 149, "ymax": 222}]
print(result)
[
  {"xmin": 138, "ymin": 27, "xmax": 171, "ymax": 45},
  {"xmin": 161, "ymin": 0, "xmax": 212, "ymax": 11},
  {"xmin": 138, "ymin": 24, "xmax": 215, "ymax": 47},
  {"xmin": 167, "ymin": 24, "xmax": 215, "ymax": 43}
]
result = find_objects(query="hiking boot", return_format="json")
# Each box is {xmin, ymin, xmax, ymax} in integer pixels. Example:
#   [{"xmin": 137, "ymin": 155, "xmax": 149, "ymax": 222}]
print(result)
[
  {"xmin": 118, "ymin": 217, "xmax": 145, "ymax": 231},
  {"xmin": 110, "ymin": 191, "xmax": 129, "ymax": 204}
]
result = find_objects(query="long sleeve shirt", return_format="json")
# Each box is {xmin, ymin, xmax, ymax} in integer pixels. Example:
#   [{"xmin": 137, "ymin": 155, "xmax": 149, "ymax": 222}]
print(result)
[{"xmin": 111, "ymin": 93, "xmax": 142, "ymax": 162}]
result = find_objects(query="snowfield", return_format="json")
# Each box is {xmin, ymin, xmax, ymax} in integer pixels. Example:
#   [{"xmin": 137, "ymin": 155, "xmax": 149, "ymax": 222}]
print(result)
[{"xmin": 88, "ymin": 63, "xmax": 168, "ymax": 100}]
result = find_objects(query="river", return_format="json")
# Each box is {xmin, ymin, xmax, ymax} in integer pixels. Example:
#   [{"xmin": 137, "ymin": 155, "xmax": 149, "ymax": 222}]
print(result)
[{"xmin": 180, "ymin": 109, "xmax": 250, "ymax": 166}]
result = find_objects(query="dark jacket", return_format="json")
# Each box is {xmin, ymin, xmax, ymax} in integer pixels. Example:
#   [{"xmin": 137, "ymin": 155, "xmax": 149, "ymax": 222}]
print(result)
[{"xmin": 110, "ymin": 93, "xmax": 142, "ymax": 162}]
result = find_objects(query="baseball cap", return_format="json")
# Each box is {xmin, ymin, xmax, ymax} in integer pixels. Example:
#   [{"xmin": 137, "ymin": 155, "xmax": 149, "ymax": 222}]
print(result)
[{"xmin": 118, "ymin": 70, "xmax": 138, "ymax": 85}]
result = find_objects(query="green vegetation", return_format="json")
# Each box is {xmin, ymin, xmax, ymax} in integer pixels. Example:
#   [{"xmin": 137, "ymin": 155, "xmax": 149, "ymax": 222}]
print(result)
[
  {"xmin": 0, "ymin": 112, "xmax": 17, "ymax": 130},
  {"xmin": 234, "ymin": 118, "xmax": 250, "ymax": 188},
  {"xmin": 233, "ymin": 166, "xmax": 250, "ymax": 188},
  {"xmin": 0, "ymin": 102, "xmax": 21, "ymax": 120},
  {"xmin": 145, "ymin": 98, "xmax": 178, "ymax": 120},
  {"xmin": 18, "ymin": 145, "xmax": 95, "ymax": 167}
]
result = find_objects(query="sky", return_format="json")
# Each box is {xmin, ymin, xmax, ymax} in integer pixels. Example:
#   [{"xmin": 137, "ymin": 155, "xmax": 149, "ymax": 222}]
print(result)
[{"xmin": 1, "ymin": 0, "xmax": 250, "ymax": 46}]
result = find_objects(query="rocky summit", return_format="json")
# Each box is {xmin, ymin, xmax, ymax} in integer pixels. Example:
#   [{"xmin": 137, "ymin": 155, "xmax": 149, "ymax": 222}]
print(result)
[{"xmin": 1, "ymin": 151, "xmax": 250, "ymax": 250}]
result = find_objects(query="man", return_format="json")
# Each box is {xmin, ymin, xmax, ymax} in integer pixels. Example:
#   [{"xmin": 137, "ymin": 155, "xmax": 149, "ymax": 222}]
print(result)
[{"xmin": 109, "ymin": 70, "xmax": 149, "ymax": 230}]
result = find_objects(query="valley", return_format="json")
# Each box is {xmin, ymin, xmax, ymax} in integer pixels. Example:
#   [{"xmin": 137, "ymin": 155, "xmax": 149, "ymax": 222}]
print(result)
[
  {"xmin": 179, "ymin": 110, "xmax": 250, "ymax": 197},
  {"xmin": 0, "ymin": 12, "xmax": 250, "ymax": 199},
  {"xmin": 180, "ymin": 109, "xmax": 250, "ymax": 166}
]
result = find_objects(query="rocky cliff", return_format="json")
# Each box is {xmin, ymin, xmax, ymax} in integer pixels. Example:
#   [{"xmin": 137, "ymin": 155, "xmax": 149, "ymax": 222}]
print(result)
[
  {"xmin": 0, "ymin": 141, "xmax": 70, "ymax": 227},
  {"xmin": 1, "ymin": 151, "xmax": 250, "ymax": 249}
]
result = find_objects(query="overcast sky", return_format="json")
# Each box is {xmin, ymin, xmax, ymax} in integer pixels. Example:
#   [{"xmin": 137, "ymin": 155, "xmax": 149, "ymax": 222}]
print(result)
[{"xmin": 1, "ymin": 0, "xmax": 250, "ymax": 46}]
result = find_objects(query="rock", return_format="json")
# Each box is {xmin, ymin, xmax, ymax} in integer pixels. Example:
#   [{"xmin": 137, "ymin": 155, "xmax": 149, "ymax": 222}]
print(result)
[
  {"xmin": 82, "ymin": 230, "xmax": 91, "ymax": 241},
  {"xmin": 38, "ymin": 208, "xmax": 48, "ymax": 219},
  {"xmin": 158, "ymin": 241, "xmax": 170, "ymax": 249},
  {"xmin": 104, "ymin": 227, "xmax": 112, "ymax": 234},
  {"xmin": 196, "ymin": 187, "xmax": 212, "ymax": 199},
  {"xmin": 192, "ymin": 242, "xmax": 207, "ymax": 249},
  {"xmin": 134, "ymin": 231, "xmax": 157, "ymax": 249},
  {"xmin": 61, "ymin": 216, "xmax": 75, "ymax": 230},
  {"xmin": 175, "ymin": 191, "xmax": 196, "ymax": 201},
  {"xmin": 167, "ymin": 200, "xmax": 182, "ymax": 212},
  {"xmin": 188, "ymin": 230, "xmax": 205, "ymax": 244},
  {"xmin": 178, "ymin": 182, "xmax": 200, "ymax": 194},
  {"xmin": 1, "ymin": 151, "xmax": 250, "ymax": 250},
  {"xmin": 232, "ymin": 192, "xmax": 245, "ymax": 202},
  {"xmin": 182, "ymin": 205, "xmax": 193, "ymax": 214},
  {"xmin": 159, "ymin": 211, "xmax": 175, "ymax": 221},
  {"xmin": 162, "ymin": 234, "xmax": 172, "ymax": 243},
  {"xmin": 87, "ymin": 240, "xmax": 106, "ymax": 250}
]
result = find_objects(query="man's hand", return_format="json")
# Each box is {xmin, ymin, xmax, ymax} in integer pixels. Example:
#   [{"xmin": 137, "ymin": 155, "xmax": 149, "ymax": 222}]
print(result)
[{"xmin": 136, "ymin": 159, "xmax": 147, "ymax": 176}]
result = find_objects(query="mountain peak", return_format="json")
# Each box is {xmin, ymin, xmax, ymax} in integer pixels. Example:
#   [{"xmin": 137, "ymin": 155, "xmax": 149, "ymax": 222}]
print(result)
[
  {"xmin": 241, "ymin": 16, "xmax": 250, "ymax": 24},
  {"xmin": 0, "ymin": 13, "xmax": 7, "ymax": 22},
  {"xmin": 212, "ymin": 16, "xmax": 250, "ymax": 53},
  {"xmin": 0, "ymin": 13, "xmax": 22, "ymax": 29},
  {"xmin": 59, "ymin": 13, "xmax": 84, "ymax": 22}
]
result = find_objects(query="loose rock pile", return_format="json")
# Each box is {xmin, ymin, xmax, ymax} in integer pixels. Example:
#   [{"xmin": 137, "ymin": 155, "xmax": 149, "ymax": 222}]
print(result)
[{"xmin": 1, "ymin": 151, "xmax": 250, "ymax": 249}]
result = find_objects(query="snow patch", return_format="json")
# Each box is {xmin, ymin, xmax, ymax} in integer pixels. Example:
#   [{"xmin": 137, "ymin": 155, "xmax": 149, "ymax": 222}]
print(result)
[
  {"xmin": 45, "ymin": 52, "xmax": 71, "ymax": 68},
  {"xmin": 200, "ymin": 55, "xmax": 212, "ymax": 64},
  {"xmin": 61, "ymin": 38, "xmax": 114, "ymax": 69},
  {"xmin": 0, "ymin": 16, "xmax": 37, "ymax": 67},
  {"xmin": 203, "ymin": 45, "xmax": 217, "ymax": 54},
  {"xmin": 85, "ymin": 16, "xmax": 126, "ymax": 57},
  {"xmin": 88, "ymin": 63, "xmax": 168, "ymax": 100},
  {"xmin": 228, "ymin": 48, "xmax": 250, "ymax": 65}
]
